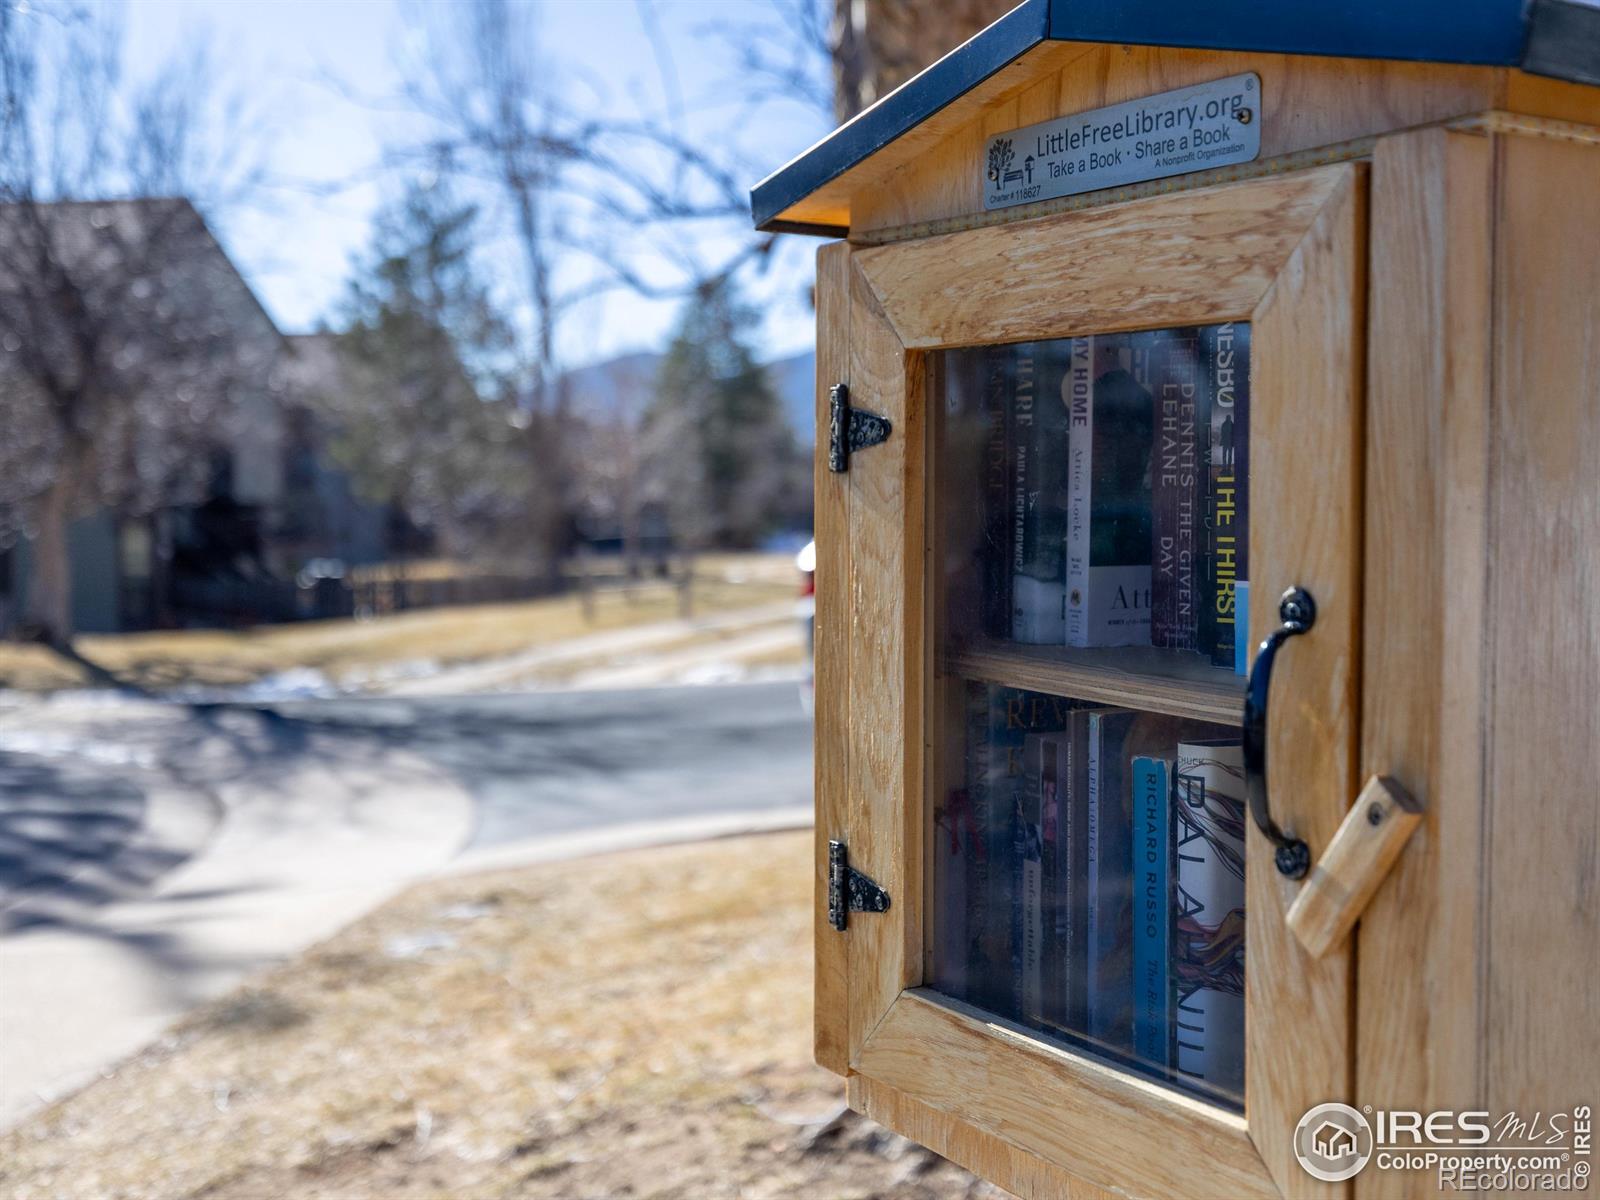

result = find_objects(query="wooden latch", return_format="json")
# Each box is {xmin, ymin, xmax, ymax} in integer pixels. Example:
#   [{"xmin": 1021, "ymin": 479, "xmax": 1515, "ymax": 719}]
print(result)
[{"xmin": 1285, "ymin": 775, "xmax": 1423, "ymax": 959}]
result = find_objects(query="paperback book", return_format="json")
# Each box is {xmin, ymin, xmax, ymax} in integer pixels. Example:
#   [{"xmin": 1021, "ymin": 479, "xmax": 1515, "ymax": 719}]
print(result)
[
  {"xmin": 978, "ymin": 687, "xmax": 1073, "ymax": 1016},
  {"xmin": 1130, "ymin": 754, "xmax": 1172, "ymax": 1067},
  {"xmin": 1010, "ymin": 343, "xmax": 1070, "ymax": 643},
  {"xmin": 1172, "ymin": 737, "xmax": 1248, "ymax": 1097},
  {"xmin": 1200, "ymin": 323, "xmax": 1251, "ymax": 671},
  {"xmin": 1085, "ymin": 708, "xmax": 1138, "ymax": 1049},
  {"xmin": 1149, "ymin": 328, "xmax": 1205, "ymax": 650},
  {"xmin": 1064, "ymin": 333, "xmax": 1155, "ymax": 648}
]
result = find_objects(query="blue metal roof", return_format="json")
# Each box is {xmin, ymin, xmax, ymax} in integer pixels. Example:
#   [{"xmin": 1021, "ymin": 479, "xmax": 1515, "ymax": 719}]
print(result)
[{"xmin": 752, "ymin": 0, "xmax": 1600, "ymax": 234}]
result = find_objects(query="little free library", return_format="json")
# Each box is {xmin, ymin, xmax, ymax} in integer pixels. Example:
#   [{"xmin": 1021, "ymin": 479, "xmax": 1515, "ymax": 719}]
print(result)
[{"xmin": 751, "ymin": 1, "xmax": 1600, "ymax": 1197}]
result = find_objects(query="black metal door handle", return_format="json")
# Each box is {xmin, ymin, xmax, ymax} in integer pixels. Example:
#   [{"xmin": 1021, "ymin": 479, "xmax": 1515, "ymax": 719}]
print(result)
[{"xmin": 1242, "ymin": 587, "xmax": 1316, "ymax": 879}]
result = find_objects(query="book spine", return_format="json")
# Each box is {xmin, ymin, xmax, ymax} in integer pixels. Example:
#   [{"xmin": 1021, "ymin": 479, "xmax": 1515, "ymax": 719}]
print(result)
[
  {"xmin": 1064, "ymin": 336, "xmax": 1094, "ymax": 647},
  {"xmin": 1232, "ymin": 327, "xmax": 1250, "ymax": 675},
  {"xmin": 1131, "ymin": 756, "xmax": 1171, "ymax": 1068},
  {"xmin": 1068, "ymin": 334, "xmax": 1154, "ymax": 648},
  {"xmin": 1201, "ymin": 323, "xmax": 1249, "ymax": 668},
  {"xmin": 932, "ymin": 786, "xmax": 972, "ymax": 1000},
  {"xmin": 964, "ymin": 681, "xmax": 992, "ymax": 1010},
  {"xmin": 1063, "ymin": 708, "xmax": 1094, "ymax": 1030},
  {"xmin": 1173, "ymin": 740, "xmax": 1248, "ymax": 1097},
  {"xmin": 1010, "ymin": 344, "xmax": 1068, "ymax": 643},
  {"xmin": 1085, "ymin": 713, "xmax": 1103, "ymax": 1035},
  {"xmin": 1087, "ymin": 709, "xmax": 1137, "ymax": 1049},
  {"xmin": 1037, "ymin": 734, "xmax": 1066, "ymax": 1030},
  {"xmin": 982, "ymin": 346, "xmax": 1012, "ymax": 639},
  {"xmin": 1150, "ymin": 330, "xmax": 1203, "ymax": 650},
  {"xmin": 1015, "ymin": 734, "xmax": 1048, "ymax": 1025}
]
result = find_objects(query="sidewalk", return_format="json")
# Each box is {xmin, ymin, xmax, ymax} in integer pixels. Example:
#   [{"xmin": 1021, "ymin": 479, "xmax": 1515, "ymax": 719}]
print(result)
[
  {"xmin": 0, "ymin": 832, "xmax": 993, "ymax": 1200},
  {"xmin": 0, "ymin": 705, "xmax": 475, "ymax": 1126},
  {"xmin": 378, "ymin": 599, "xmax": 798, "ymax": 695}
]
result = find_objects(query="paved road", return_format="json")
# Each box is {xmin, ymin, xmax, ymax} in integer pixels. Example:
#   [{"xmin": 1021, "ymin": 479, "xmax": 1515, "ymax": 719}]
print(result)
[
  {"xmin": 0, "ymin": 681, "xmax": 813, "ymax": 1125},
  {"xmin": 270, "ymin": 681, "xmax": 814, "ymax": 848}
]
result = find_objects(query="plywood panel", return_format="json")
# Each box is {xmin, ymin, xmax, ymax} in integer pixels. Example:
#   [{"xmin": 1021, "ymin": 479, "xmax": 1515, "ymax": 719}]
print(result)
[
  {"xmin": 850, "ymin": 1073, "xmax": 1117, "ymax": 1200},
  {"xmin": 852, "ymin": 165, "xmax": 1351, "ymax": 350},
  {"xmin": 856, "ymin": 991, "xmax": 1278, "ymax": 1200},
  {"xmin": 1482, "ymin": 133, "xmax": 1600, "ymax": 1117},
  {"xmin": 844, "ymin": 259, "xmax": 925, "ymax": 1060},
  {"xmin": 812, "ymin": 241, "xmax": 852, "ymax": 1075},
  {"xmin": 1356, "ymin": 127, "xmax": 1493, "ymax": 1200},
  {"xmin": 1246, "ymin": 161, "xmax": 1366, "ymax": 1199}
]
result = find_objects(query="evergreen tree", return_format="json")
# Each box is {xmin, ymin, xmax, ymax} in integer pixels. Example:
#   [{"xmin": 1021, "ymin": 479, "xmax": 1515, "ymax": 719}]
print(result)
[
  {"xmin": 645, "ymin": 276, "xmax": 795, "ymax": 551},
  {"xmin": 321, "ymin": 180, "xmax": 523, "ymax": 560}
]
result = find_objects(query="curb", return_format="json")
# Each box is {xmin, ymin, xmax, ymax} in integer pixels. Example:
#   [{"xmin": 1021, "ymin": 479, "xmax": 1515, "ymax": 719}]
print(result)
[{"xmin": 436, "ymin": 805, "xmax": 816, "ymax": 878}]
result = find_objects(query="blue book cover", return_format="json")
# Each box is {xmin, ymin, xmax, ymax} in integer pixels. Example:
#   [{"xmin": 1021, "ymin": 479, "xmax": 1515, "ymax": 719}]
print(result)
[
  {"xmin": 1233, "ymin": 580, "xmax": 1250, "ymax": 675},
  {"xmin": 1131, "ymin": 756, "xmax": 1172, "ymax": 1067}
]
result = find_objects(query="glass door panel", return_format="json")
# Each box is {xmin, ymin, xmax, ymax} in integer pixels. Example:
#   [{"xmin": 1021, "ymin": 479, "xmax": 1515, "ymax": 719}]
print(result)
[{"xmin": 928, "ymin": 324, "xmax": 1252, "ymax": 1110}]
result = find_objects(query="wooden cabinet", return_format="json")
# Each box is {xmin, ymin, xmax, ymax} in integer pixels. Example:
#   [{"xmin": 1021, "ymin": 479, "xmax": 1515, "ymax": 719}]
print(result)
[{"xmin": 766, "ymin": 8, "xmax": 1600, "ymax": 1197}]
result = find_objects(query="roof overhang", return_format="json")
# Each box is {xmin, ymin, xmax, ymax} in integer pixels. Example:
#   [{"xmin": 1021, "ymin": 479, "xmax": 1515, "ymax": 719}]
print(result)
[{"xmin": 751, "ymin": 0, "xmax": 1600, "ymax": 234}]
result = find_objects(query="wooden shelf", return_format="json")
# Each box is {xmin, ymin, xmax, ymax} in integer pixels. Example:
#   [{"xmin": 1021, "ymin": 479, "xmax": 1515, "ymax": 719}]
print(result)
[{"xmin": 944, "ymin": 639, "xmax": 1246, "ymax": 724}]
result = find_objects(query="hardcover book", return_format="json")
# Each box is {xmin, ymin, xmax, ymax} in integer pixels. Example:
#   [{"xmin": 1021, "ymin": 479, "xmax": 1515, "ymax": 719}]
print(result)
[
  {"xmin": 1032, "ymin": 730, "xmax": 1072, "ymax": 1030},
  {"xmin": 979, "ymin": 687, "xmax": 1073, "ymax": 1018},
  {"xmin": 1010, "ymin": 343, "xmax": 1070, "ymax": 643},
  {"xmin": 1016, "ymin": 734, "xmax": 1055, "ymax": 1025},
  {"xmin": 1086, "ymin": 708, "xmax": 1139, "ymax": 1049},
  {"xmin": 1200, "ymin": 323, "xmax": 1251, "ymax": 671},
  {"xmin": 1065, "ymin": 333, "xmax": 1155, "ymax": 648},
  {"xmin": 982, "ymin": 345, "xmax": 1014, "ymax": 640},
  {"xmin": 1150, "ymin": 328, "xmax": 1205, "ymax": 651},
  {"xmin": 1130, "ymin": 755, "xmax": 1172, "ymax": 1067},
  {"xmin": 1172, "ymin": 737, "xmax": 1248, "ymax": 1097},
  {"xmin": 932, "ymin": 786, "xmax": 973, "ymax": 1000}
]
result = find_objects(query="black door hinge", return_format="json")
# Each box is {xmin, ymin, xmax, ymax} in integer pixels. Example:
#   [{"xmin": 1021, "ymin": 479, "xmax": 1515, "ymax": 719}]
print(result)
[
  {"xmin": 827, "ymin": 839, "xmax": 891, "ymax": 931},
  {"xmin": 828, "ymin": 383, "xmax": 892, "ymax": 474}
]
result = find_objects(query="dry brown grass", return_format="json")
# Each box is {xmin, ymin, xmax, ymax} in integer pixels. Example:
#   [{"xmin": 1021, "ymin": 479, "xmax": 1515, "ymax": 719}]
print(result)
[
  {"xmin": 0, "ymin": 831, "xmax": 997, "ymax": 1200},
  {"xmin": 0, "ymin": 557, "xmax": 796, "ymax": 694}
]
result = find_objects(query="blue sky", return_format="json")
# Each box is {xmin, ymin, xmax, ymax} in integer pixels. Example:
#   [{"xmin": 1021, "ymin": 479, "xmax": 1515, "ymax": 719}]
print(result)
[{"xmin": 119, "ymin": 0, "xmax": 831, "ymax": 366}]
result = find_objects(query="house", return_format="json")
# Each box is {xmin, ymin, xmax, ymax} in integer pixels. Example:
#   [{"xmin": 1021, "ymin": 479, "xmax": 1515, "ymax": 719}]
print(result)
[
  {"xmin": 0, "ymin": 199, "xmax": 381, "ymax": 633},
  {"xmin": 1312, "ymin": 1121, "xmax": 1359, "ymax": 1162}
]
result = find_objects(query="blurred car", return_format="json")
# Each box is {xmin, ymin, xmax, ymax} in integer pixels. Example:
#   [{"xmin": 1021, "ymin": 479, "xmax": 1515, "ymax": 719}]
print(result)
[{"xmin": 796, "ymin": 539, "xmax": 815, "ymax": 713}]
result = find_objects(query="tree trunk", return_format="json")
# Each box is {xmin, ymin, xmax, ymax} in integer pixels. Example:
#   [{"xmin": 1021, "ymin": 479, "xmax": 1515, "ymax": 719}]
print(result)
[{"xmin": 24, "ymin": 449, "xmax": 80, "ymax": 646}]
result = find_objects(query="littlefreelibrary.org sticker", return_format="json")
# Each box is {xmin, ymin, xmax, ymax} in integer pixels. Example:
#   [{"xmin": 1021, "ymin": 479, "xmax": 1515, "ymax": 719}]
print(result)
[{"xmin": 982, "ymin": 73, "xmax": 1261, "ymax": 210}]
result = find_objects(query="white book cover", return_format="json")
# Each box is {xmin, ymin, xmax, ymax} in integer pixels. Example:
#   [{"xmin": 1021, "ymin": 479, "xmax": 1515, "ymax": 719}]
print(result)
[
  {"xmin": 1013, "ymin": 574, "xmax": 1066, "ymax": 643},
  {"xmin": 1172, "ymin": 738, "xmax": 1247, "ymax": 1097}
]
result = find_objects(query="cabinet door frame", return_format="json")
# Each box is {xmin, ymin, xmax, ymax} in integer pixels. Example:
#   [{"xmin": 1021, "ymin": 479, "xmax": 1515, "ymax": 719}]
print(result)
[{"xmin": 815, "ymin": 163, "xmax": 1366, "ymax": 1200}]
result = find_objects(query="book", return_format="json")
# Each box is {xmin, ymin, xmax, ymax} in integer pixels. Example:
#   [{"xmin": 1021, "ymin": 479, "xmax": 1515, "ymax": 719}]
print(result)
[
  {"xmin": 1130, "ymin": 755, "xmax": 1172, "ymax": 1068},
  {"xmin": 931, "ymin": 786, "xmax": 974, "ymax": 1000},
  {"xmin": 981, "ymin": 346, "xmax": 1013, "ymax": 640},
  {"xmin": 1200, "ymin": 323, "xmax": 1250, "ymax": 670},
  {"xmin": 1172, "ymin": 737, "xmax": 1248, "ymax": 1098},
  {"xmin": 979, "ymin": 687, "xmax": 1073, "ymax": 1018},
  {"xmin": 1149, "ymin": 328, "xmax": 1205, "ymax": 651},
  {"xmin": 1032, "ymin": 730, "xmax": 1071, "ymax": 1030},
  {"xmin": 1010, "ymin": 343, "xmax": 1069, "ymax": 643},
  {"xmin": 963, "ymin": 681, "xmax": 996, "ymax": 1012},
  {"xmin": 1086, "ymin": 708, "xmax": 1139, "ymax": 1049},
  {"xmin": 1016, "ymin": 734, "xmax": 1054, "ymax": 1025},
  {"xmin": 1065, "ymin": 333, "xmax": 1154, "ymax": 648},
  {"xmin": 1055, "ymin": 705, "xmax": 1110, "ymax": 1031},
  {"xmin": 1234, "ymin": 580, "xmax": 1250, "ymax": 675}
]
